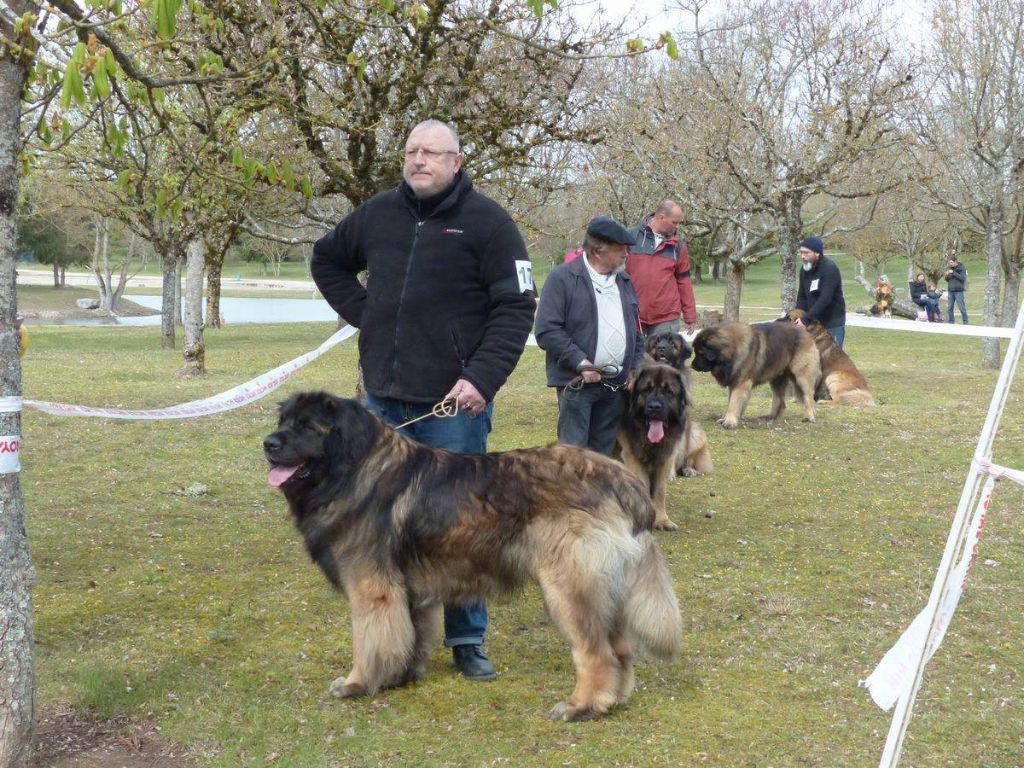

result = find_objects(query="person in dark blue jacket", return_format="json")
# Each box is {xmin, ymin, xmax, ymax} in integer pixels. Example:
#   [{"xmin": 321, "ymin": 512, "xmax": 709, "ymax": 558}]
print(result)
[
  {"xmin": 794, "ymin": 236, "xmax": 847, "ymax": 347},
  {"xmin": 310, "ymin": 119, "xmax": 536, "ymax": 683}
]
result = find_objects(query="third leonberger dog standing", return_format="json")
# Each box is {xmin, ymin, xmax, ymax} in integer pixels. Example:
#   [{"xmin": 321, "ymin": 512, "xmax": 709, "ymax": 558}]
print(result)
[
  {"xmin": 780, "ymin": 309, "xmax": 875, "ymax": 406},
  {"xmin": 265, "ymin": 392, "xmax": 682, "ymax": 722},
  {"xmin": 643, "ymin": 332, "xmax": 713, "ymax": 479},
  {"xmin": 691, "ymin": 321, "xmax": 821, "ymax": 428}
]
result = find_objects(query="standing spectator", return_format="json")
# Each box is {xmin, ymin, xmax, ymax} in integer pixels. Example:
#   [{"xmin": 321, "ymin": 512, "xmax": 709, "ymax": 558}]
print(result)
[
  {"xmin": 943, "ymin": 256, "xmax": 969, "ymax": 324},
  {"xmin": 910, "ymin": 272, "xmax": 941, "ymax": 322},
  {"xmin": 794, "ymin": 236, "xmax": 847, "ymax": 347},
  {"xmin": 310, "ymin": 118, "xmax": 536, "ymax": 683},
  {"xmin": 535, "ymin": 216, "xmax": 645, "ymax": 455},
  {"xmin": 626, "ymin": 200, "xmax": 698, "ymax": 335}
]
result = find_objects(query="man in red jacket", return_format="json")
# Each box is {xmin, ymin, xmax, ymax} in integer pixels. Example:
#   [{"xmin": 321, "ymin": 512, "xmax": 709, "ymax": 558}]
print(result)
[{"xmin": 625, "ymin": 200, "xmax": 698, "ymax": 335}]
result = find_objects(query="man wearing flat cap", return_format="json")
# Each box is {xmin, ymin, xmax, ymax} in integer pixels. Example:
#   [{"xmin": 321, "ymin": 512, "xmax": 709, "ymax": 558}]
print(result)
[
  {"xmin": 795, "ymin": 235, "xmax": 847, "ymax": 347},
  {"xmin": 535, "ymin": 216, "xmax": 645, "ymax": 454}
]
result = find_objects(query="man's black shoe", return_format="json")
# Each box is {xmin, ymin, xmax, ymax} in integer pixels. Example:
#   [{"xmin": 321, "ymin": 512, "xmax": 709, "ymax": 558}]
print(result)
[{"xmin": 452, "ymin": 645, "xmax": 497, "ymax": 681}]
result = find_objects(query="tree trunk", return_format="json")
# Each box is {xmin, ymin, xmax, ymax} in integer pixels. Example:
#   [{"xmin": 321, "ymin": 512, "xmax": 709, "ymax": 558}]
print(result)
[
  {"xmin": 205, "ymin": 259, "xmax": 223, "ymax": 328},
  {"xmin": 92, "ymin": 218, "xmax": 113, "ymax": 311},
  {"xmin": 777, "ymin": 210, "xmax": 802, "ymax": 311},
  {"xmin": 50, "ymin": 260, "xmax": 57, "ymax": 288},
  {"xmin": 1001, "ymin": 225, "xmax": 1022, "ymax": 328},
  {"xmin": 160, "ymin": 248, "xmax": 178, "ymax": 349},
  {"xmin": 1001, "ymin": 259, "xmax": 1020, "ymax": 328},
  {"xmin": 0, "ymin": 48, "xmax": 36, "ymax": 768},
  {"xmin": 109, "ymin": 233, "xmax": 134, "ymax": 313},
  {"xmin": 181, "ymin": 239, "xmax": 205, "ymax": 376},
  {"xmin": 723, "ymin": 260, "xmax": 745, "ymax": 322},
  {"xmin": 980, "ymin": 204, "xmax": 1004, "ymax": 369},
  {"xmin": 174, "ymin": 257, "xmax": 183, "ymax": 327}
]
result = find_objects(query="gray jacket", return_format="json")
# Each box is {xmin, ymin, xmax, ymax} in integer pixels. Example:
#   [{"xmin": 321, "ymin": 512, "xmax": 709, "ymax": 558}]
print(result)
[{"xmin": 534, "ymin": 255, "xmax": 644, "ymax": 387}]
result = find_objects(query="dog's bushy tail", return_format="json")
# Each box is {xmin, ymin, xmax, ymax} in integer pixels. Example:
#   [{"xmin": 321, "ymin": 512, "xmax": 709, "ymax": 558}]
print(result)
[{"xmin": 625, "ymin": 533, "xmax": 682, "ymax": 659}]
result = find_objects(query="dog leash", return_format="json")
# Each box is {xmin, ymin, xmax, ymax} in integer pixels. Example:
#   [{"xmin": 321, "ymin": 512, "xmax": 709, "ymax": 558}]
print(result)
[
  {"xmin": 393, "ymin": 396, "xmax": 461, "ymax": 430},
  {"xmin": 567, "ymin": 363, "xmax": 623, "ymax": 391}
]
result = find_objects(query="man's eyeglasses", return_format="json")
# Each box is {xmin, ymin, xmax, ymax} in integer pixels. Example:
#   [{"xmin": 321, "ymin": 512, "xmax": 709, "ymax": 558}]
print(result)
[{"xmin": 404, "ymin": 148, "xmax": 458, "ymax": 160}]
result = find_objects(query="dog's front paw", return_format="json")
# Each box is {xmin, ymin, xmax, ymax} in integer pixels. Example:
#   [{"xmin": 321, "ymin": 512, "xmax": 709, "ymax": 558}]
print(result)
[
  {"xmin": 548, "ymin": 701, "xmax": 601, "ymax": 722},
  {"xmin": 654, "ymin": 518, "xmax": 678, "ymax": 532},
  {"xmin": 329, "ymin": 676, "xmax": 368, "ymax": 699},
  {"xmin": 679, "ymin": 467, "xmax": 699, "ymax": 478},
  {"xmin": 717, "ymin": 417, "xmax": 738, "ymax": 429}
]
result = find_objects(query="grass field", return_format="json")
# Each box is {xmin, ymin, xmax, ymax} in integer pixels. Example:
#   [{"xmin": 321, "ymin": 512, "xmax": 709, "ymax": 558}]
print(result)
[{"xmin": 19, "ymin": 307, "xmax": 1024, "ymax": 767}]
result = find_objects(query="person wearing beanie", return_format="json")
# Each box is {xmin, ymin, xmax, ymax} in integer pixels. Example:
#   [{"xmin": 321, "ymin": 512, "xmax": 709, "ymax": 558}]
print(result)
[
  {"xmin": 535, "ymin": 216, "xmax": 645, "ymax": 455},
  {"xmin": 794, "ymin": 236, "xmax": 847, "ymax": 347}
]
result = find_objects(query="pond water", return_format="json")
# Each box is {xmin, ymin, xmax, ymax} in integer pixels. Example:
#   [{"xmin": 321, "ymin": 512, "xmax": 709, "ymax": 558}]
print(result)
[{"xmin": 29, "ymin": 295, "xmax": 340, "ymax": 326}]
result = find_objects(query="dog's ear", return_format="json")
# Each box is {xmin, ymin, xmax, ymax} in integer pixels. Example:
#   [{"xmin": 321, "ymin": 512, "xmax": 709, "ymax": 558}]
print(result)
[
  {"xmin": 679, "ymin": 340, "xmax": 693, "ymax": 362},
  {"xmin": 325, "ymin": 399, "xmax": 380, "ymax": 469}
]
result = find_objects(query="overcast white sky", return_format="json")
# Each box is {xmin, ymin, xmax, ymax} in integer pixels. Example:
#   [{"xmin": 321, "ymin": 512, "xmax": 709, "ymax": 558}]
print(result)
[{"xmin": 583, "ymin": 0, "xmax": 931, "ymax": 45}]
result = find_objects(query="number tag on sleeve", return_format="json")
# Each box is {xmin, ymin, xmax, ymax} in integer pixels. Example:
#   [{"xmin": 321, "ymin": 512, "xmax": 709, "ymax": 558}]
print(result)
[{"xmin": 515, "ymin": 260, "xmax": 535, "ymax": 294}]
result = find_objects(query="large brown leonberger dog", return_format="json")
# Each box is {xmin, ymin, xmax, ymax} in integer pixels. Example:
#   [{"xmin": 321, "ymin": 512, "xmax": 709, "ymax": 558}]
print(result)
[
  {"xmin": 780, "ymin": 309, "xmax": 875, "ymax": 406},
  {"xmin": 691, "ymin": 321, "xmax": 821, "ymax": 428},
  {"xmin": 264, "ymin": 392, "xmax": 682, "ymax": 722},
  {"xmin": 617, "ymin": 362, "xmax": 688, "ymax": 532},
  {"xmin": 642, "ymin": 333, "xmax": 713, "ymax": 479}
]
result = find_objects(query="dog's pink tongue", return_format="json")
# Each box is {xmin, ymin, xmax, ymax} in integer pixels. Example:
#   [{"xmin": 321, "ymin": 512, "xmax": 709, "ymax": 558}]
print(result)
[
  {"xmin": 647, "ymin": 420, "xmax": 665, "ymax": 444},
  {"xmin": 268, "ymin": 465, "xmax": 300, "ymax": 487}
]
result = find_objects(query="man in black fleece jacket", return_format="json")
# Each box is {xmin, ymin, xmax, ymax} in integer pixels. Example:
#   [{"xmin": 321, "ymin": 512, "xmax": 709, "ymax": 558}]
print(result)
[
  {"xmin": 794, "ymin": 236, "xmax": 847, "ymax": 347},
  {"xmin": 310, "ymin": 119, "xmax": 536, "ymax": 683}
]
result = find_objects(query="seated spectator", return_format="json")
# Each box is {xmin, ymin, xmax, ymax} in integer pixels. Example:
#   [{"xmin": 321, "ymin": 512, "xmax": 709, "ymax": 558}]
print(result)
[
  {"xmin": 910, "ymin": 272, "xmax": 941, "ymax": 322},
  {"xmin": 871, "ymin": 275, "xmax": 895, "ymax": 317}
]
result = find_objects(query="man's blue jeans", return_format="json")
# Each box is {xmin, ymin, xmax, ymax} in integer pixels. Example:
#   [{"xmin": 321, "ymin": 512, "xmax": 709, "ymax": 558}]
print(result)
[
  {"xmin": 947, "ymin": 290, "xmax": 968, "ymax": 323},
  {"xmin": 556, "ymin": 384, "xmax": 625, "ymax": 456},
  {"xmin": 826, "ymin": 325, "xmax": 845, "ymax": 348},
  {"xmin": 364, "ymin": 393, "xmax": 491, "ymax": 648}
]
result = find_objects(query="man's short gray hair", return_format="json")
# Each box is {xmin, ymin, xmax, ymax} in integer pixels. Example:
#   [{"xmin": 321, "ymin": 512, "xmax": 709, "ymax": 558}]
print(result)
[
  {"xmin": 583, "ymin": 233, "xmax": 611, "ymax": 253},
  {"xmin": 409, "ymin": 119, "xmax": 460, "ymax": 152},
  {"xmin": 655, "ymin": 199, "xmax": 681, "ymax": 217}
]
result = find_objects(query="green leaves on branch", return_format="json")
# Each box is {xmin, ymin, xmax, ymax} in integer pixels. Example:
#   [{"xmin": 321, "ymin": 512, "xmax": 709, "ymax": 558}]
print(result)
[
  {"xmin": 59, "ymin": 42, "xmax": 119, "ymax": 107},
  {"xmin": 60, "ymin": 43, "xmax": 87, "ymax": 108},
  {"xmin": 84, "ymin": 0, "xmax": 123, "ymax": 13},
  {"xmin": 231, "ymin": 148, "xmax": 314, "ymax": 198},
  {"xmin": 196, "ymin": 51, "xmax": 225, "ymax": 76},
  {"xmin": 152, "ymin": 0, "xmax": 183, "ymax": 39},
  {"xmin": 525, "ymin": 0, "xmax": 557, "ymax": 17},
  {"xmin": 658, "ymin": 32, "xmax": 679, "ymax": 60}
]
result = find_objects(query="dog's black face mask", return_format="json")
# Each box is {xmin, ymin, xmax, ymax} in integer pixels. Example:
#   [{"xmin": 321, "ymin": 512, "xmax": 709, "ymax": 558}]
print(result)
[
  {"xmin": 645, "ymin": 332, "xmax": 692, "ymax": 366},
  {"xmin": 630, "ymin": 366, "xmax": 687, "ymax": 445},
  {"xmin": 264, "ymin": 393, "xmax": 339, "ymax": 488},
  {"xmin": 690, "ymin": 342, "xmax": 718, "ymax": 372}
]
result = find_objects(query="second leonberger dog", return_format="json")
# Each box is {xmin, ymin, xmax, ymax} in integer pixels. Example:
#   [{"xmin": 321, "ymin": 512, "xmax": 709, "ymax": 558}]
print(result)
[
  {"xmin": 780, "ymin": 309, "xmax": 875, "ymax": 406},
  {"xmin": 691, "ymin": 321, "xmax": 821, "ymax": 428},
  {"xmin": 264, "ymin": 392, "xmax": 682, "ymax": 722},
  {"xmin": 643, "ymin": 333, "xmax": 713, "ymax": 478},
  {"xmin": 617, "ymin": 362, "xmax": 689, "ymax": 531}
]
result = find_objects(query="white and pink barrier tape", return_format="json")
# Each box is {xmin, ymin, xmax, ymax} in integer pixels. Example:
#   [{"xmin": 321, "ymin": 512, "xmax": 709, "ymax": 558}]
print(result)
[
  {"xmin": 859, "ymin": 456, "xmax": 1024, "ymax": 711},
  {"xmin": 15, "ymin": 324, "xmax": 358, "ymax": 421}
]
